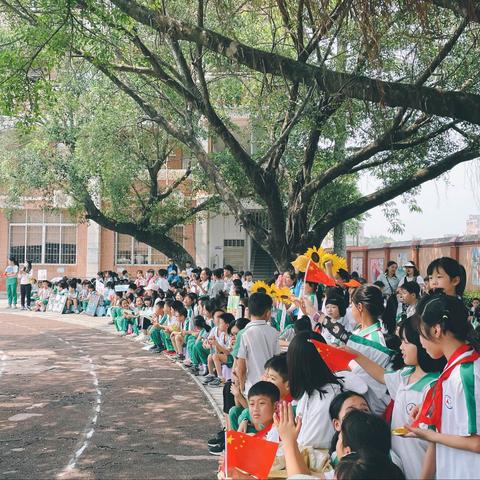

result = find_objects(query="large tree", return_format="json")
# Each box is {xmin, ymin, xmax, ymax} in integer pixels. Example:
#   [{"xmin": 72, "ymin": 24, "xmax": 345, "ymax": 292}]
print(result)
[
  {"xmin": 0, "ymin": 70, "xmax": 216, "ymax": 265},
  {"xmin": 1, "ymin": 0, "xmax": 479, "ymax": 269}
]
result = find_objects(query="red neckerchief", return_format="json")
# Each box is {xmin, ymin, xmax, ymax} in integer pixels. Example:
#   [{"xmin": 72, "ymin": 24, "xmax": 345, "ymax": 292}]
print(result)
[
  {"xmin": 282, "ymin": 393, "xmax": 293, "ymax": 403},
  {"xmin": 412, "ymin": 344, "xmax": 480, "ymax": 432},
  {"xmin": 254, "ymin": 422, "xmax": 273, "ymax": 438}
]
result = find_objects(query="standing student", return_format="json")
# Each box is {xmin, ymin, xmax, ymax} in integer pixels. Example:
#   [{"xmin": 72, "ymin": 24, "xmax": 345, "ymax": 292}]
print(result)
[
  {"xmin": 377, "ymin": 261, "xmax": 400, "ymax": 299},
  {"xmin": 287, "ymin": 332, "xmax": 343, "ymax": 449},
  {"xmin": 236, "ymin": 293, "xmax": 280, "ymax": 395},
  {"xmin": 346, "ymin": 316, "xmax": 445, "ymax": 479},
  {"xmin": 5, "ymin": 256, "xmax": 19, "ymax": 308},
  {"xmin": 19, "ymin": 260, "xmax": 33, "ymax": 310},
  {"xmin": 426, "ymin": 256, "xmax": 466, "ymax": 297},
  {"xmin": 406, "ymin": 292, "xmax": 480, "ymax": 479},
  {"xmin": 322, "ymin": 285, "xmax": 400, "ymax": 415}
]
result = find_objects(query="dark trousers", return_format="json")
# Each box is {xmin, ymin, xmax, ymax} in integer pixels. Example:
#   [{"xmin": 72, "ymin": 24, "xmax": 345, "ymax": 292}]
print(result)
[{"xmin": 20, "ymin": 283, "xmax": 32, "ymax": 308}]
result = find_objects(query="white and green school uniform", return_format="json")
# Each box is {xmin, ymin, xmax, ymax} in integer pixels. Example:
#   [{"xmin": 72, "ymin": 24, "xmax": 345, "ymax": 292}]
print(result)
[
  {"xmin": 272, "ymin": 304, "xmax": 294, "ymax": 332},
  {"xmin": 384, "ymin": 367, "xmax": 440, "ymax": 480},
  {"xmin": 347, "ymin": 322, "xmax": 394, "ymax": 415},
  {"xmin": 435, "ymin": 351, "xmax": 480, "ymax": 479}
]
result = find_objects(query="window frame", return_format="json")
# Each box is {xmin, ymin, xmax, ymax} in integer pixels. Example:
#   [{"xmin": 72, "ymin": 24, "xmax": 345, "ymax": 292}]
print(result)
[
  {"xmin": 8, "ymin": 210, "xmax": 78, "ymax": 265},
  {"xmin": 115, "ymin": 227, "xmax": 185, "ymax": 266}
]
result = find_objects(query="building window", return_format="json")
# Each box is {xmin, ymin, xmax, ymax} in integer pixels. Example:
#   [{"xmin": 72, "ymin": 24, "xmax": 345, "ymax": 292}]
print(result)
[
  {"xmin": 224, "ymin": 239, "xmax": 245, "ymax": 247},
  {"xmin": 8, "ymin": 210, "xmax": 77, "ymax": 264},
  {"xmin": 115, "ymin": 226, "xmax": 185, "ymax": 265}
]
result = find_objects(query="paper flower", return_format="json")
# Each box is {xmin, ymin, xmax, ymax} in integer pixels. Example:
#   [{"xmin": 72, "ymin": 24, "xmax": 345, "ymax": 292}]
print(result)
[
  {"xmin": 291, "ymin": 255, "xmax": 309, "ymax": 272},
  {"xmin": 251, "ymin": 280, "xmax": 273, "ymax": 297},
  {"xmin": 304, "ymin": 246, "xmax": 326, "ymax": 266},
  {"xmin": 273, "ymin": 286, "xmax": 293, "ymax": 305},
  {"xmin": 320, "ymin": 253, "xmax": 348, "ymax": 276}
]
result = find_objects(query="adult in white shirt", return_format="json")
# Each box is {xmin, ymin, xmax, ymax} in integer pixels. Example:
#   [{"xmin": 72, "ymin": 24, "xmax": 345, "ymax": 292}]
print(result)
[{"xmin": 398, "ymin": 260, "xmax": 425, "ymax": 288}]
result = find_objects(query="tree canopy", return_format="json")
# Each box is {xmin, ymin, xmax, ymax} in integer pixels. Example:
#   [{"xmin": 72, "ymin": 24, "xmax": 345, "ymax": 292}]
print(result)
[{"xmin": 1, "ymin": 0, "xmax": 479, "ymax": 268}]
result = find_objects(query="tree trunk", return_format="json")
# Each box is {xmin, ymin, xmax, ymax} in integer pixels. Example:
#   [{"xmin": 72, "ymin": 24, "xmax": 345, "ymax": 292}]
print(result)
[{"xmin": 333, "ymin": 223, "xmax": 346, "ymax": 258}]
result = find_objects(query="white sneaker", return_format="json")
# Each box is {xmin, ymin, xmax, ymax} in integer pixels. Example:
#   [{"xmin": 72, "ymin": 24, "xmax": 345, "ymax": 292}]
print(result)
[
  {"xmin": 13, "ymin": 305, "xmax": 17, "ymax": 309},
  {"xmin": 135, "ymin": 333, "xmax": 146, "ymax": 342}
]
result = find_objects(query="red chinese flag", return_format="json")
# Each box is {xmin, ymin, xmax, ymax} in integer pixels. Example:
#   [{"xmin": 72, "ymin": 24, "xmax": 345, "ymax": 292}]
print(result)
[
  {"xmin": 304, "ymin": 260, "xmax": 336, "ymax": 286},
  {"xmin": 225, "ymin": 430, "xmax": 279, "ymax": 479},
  {"xmin": 311, "ymin": 339, "xmax": 356, "ymax": 372}
]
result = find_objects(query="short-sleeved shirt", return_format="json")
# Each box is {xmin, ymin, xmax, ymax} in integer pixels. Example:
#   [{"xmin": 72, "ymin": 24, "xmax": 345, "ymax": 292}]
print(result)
[
  {"xmin": 231, "ymin": 328, "xmax": 246, "ymax": 358},
  {"xmin": 347, "ymin": 322, "xmax": 394, "ymax": 415},
  {"xmin": 435, "ymin": 353, "xmax": 480, "ymax": 479},
  {"xmin": 385, "ymin": 367, "xmax": 439, "ymax": 480},
  {"xmin": 237, "ymin": 320, "xmax": 280, "ymax": 394}
]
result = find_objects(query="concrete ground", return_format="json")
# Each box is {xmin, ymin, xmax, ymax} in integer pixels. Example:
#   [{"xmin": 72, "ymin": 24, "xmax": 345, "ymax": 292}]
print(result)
[{"xmin": 0, "ymin": 307, "xmax": 222, "ymax": 479}]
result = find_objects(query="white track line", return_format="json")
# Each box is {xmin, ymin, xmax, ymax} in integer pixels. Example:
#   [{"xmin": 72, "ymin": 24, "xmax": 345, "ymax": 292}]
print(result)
[
  {"xmin": 0, "ymin": 350, "xmax": 7, "ymax": 378},
  {"xmin": 2, "ymin": 321, "xmax": 102, "ymax": 478},
  {"xmin": 53, "ymin": 337, "xmax": 102, "ymax": 478}
]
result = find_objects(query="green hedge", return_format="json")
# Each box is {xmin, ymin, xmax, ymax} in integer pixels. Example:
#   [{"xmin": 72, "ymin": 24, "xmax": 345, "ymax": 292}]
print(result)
[{"xmin": 464, "ymin": 290, "xmax": 480, "ymax": 307}]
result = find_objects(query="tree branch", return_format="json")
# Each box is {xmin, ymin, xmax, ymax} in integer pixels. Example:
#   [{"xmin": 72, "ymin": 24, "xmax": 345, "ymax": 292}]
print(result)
[
  {"xmin": 305, "ymin": 145, "xmax": 480, "ymax": 244},
  {"xmin": 108, "ymin": 0, "xmax": 480, "ymax": 124},
  {"xmin": 425, "ymin": 0, "xmax": 480, "ymax": 23}
]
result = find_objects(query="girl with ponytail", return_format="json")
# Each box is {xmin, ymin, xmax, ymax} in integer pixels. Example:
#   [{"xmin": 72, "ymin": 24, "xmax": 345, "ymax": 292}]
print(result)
[
  {"xmin": 406, "ymin": 292, "xmax": 480, "ymax": 479},
  {"xmin": 322, "ymin": 285, "xmax": 401, "ymax": 415}
]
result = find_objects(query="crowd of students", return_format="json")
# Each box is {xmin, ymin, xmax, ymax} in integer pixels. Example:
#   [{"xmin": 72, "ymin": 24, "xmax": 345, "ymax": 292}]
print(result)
[{"xmin": 5, "ymin": 254, "xmax": 480, "ymax": 479}]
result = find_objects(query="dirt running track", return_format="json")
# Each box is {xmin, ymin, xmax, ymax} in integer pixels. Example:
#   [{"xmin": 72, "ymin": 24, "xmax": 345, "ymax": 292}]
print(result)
[{"xmin": 0, "ymin": 314, "xmax": 220, "ymax": 479}]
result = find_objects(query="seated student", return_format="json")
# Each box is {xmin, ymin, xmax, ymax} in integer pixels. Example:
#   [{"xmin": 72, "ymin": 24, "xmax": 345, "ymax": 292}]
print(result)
[
  {"xmin": 204, "ymin": 313, "xmax": 236, "ymax": 387},
  {"xmin": 135, "ymin": 295, "xmax": 153, "ymax": 342},
  {"xmin": 148, "ymin": 301, "xmax": 167, "ymax": 353},
  {"xmin": 398, "ymin": 281, "xmax": 420, "ymax": 319},
  {"xmin": 168, "ymin": 302, "xmax": 188, "ymax": 359},
  {"xmin": 236, "ymin": 293, "xmax": 280, "ymax": 395},
  {"xmin": 328, "ymin": 391, "xmax": 371, "ymax": 465},
  {"xmin": 228, "ymin": 352, "xmax": 292, "ymax": 439},
  {"xmin": 275, "ymin": 405, "xmax": 404, "ymax": 480},
  {"xmin": 65, "ymin": 280, "xmax": 80, "ymax": 314},
  {"xmin": 335, "ymin": 452, "xmax": 404, "ymax": 480},
  {"xmin": 188, "ymin": 315, "xmax": 213, "ymax": 373},
  {"xmin": 128, "ymin": 296, "xmax": 144, "ymax": 336},
  {"xmin": 33, "ymin": 280, "xmax": 52, "ymax": 312},
  {"xmin": 238, "ymin": 381, "xmax": 280, "ymax": 439},
  {"xmin": 114, "ymin": 298, "xmax": 137, "ymax": 336}
]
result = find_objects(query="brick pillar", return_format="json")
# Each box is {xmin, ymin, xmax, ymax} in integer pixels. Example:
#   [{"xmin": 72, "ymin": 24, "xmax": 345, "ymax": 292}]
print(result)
[
  {"xmin": 412, "ymin": 241, "xmax": 420, "ymax": 266},
  {"xmin": 384, "ymin": 243, "xmax": 391, "ymax": 267},
  {"xmin": 450, "ymin": 237, "xmax": 460, "ymax": 260}
]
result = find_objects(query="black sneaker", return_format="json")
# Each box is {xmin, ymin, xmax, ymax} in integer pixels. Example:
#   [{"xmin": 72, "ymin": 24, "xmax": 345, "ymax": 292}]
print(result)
[
  {"xmin": 208, "ymin": 429, "xmax": 225, "ymax": 447},
  {"xmin": 149, "ymin": 346, "xmax": 161, "ymax": 352},
  {"xmin": 208, "ymin": 444, "xmax": 225, "ymax": 456}
]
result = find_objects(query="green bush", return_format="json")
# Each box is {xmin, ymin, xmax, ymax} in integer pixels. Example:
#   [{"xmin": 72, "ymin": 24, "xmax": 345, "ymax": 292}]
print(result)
[{"xmin": 464, "ymin": 290, "xmax": 480, "ymax": 307}]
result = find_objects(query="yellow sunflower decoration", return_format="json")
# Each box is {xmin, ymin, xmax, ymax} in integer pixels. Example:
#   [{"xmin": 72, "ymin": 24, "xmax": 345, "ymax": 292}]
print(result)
[
  {"xmin": 274, "ymin": 286, "xmax": 293, "ymax": 305},
  {"xmin": 319, "ymin": 252, "xmax": 348, "ymax": 276},
  {"xmin": 250, "ymin": 280, "xmax": 273, "ymax": 297},
  {"xmin": 304, "ymin": 246, "xmax": 326, "ymax": 266},
  {"xmin": 291, "ymin": 255, "xmax": 309, "ymax": 272}
]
